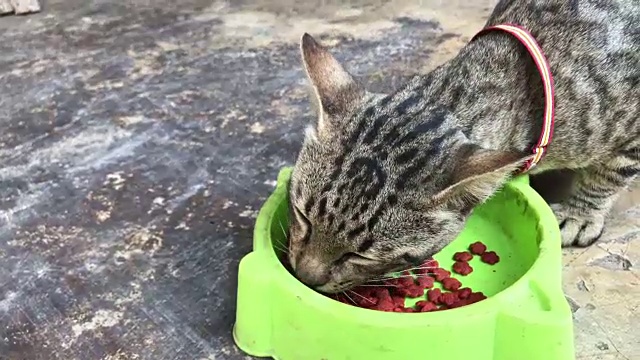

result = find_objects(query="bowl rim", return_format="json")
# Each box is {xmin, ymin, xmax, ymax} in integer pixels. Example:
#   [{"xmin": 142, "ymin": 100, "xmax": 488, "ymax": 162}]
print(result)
[{"xmin": 252, "ymin": 167, "xmax": 562, "ymax": 324}]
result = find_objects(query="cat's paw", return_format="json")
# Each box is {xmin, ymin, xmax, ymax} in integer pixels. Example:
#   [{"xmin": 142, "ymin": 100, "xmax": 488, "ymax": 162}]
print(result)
[{"xmin": 550, "ymin": 204, "xmax": 606, "ymax": 247}]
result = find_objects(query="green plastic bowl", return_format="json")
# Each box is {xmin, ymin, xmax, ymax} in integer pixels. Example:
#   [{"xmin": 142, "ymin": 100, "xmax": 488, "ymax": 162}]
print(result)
[{"xmin": 234, "ymin": 167, "xmax": 574, "ymax": 360}]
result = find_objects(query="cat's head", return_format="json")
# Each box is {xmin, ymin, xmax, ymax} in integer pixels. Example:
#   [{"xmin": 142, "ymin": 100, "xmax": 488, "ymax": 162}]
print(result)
[{"xmin": 287, "ymin": 34, "xmax": 531, "ymax": 293}]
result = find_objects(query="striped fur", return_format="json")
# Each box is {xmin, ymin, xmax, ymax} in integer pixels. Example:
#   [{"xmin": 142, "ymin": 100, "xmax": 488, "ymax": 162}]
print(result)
[{"xmin": 288, "ymin": 0, "xmax": 639, "ymax": 292}]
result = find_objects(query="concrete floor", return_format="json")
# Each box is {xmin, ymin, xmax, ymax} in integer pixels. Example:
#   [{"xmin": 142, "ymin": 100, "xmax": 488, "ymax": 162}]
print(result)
[{"xmin": 0, "ymin": 0, "xmax": 638, "ymax": 359}]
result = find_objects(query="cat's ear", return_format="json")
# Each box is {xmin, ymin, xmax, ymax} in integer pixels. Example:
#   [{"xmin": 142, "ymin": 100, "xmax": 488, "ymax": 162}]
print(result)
[
  {"xmin": 300, "ymin": 33, "xmax": 365, "ymax": 136},
  {"xmin": 432, "ymin": 147, "xmax": 533, "ymax": 212}
]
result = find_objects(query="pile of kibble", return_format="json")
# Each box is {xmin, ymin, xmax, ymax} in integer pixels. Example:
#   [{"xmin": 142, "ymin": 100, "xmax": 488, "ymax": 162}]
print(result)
[{"xmin": 332, "ymin": 241, "xmax": 500, "ymax": 312}]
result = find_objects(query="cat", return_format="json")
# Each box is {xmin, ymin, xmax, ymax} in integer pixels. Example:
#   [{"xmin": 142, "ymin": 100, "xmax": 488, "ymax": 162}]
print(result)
[{"xmin": 286, "ymin": 0, "xmax": 639, "ymax": 293}]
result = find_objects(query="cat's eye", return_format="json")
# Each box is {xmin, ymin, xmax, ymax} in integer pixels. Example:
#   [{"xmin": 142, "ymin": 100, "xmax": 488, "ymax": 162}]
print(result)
[
  {"xmin": 335, "ymin": 252, "xmax": 371, "ymax": 265},
  {"xmin": 402, "ymin": 253, "xmax": 424, "ymax": 266},
  {"xmin": 292, "ymin": 205, "xmax": 307, "ymax": 219},
  {"xmin": 292, "ymin": 205, "xmax": 311, "ymax": 227},
  {"xmin": 335, "ymin": 252, "xmax": 358, "ymax": 265}
]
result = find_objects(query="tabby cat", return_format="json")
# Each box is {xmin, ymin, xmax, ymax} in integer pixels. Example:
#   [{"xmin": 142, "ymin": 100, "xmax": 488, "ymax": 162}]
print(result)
[{"xmin": 287, "ymin": 0, "xmax": 639, "ymax": 293}]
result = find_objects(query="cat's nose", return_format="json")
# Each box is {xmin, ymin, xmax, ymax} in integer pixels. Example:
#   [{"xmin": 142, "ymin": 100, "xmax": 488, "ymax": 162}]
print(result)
[{"xmin": 294, "ymin": 256, "xmax": 330, "ymax": 287}]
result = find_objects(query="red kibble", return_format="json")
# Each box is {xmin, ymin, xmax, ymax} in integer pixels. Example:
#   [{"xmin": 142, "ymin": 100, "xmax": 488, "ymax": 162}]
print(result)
[
  {"xmin": 419, "ymin": 301, "xmax": 438, "ymax": 312},
  {"xmin": 398, "ymin": 277, "xmax": 415, "ymax": 288},
  {"xmin": 355, "ymin": 296, "xmax": 377, "ymax": 307},
  {"xmin": 384, "ymin": 279, "xmax": 399, "ymax": 289},
  {"xmin": 468, "ymin": 292, "xmax": 487, "ymax": 304},
  {"xmin": 373, "ymin": 296, "xmax": 396, "ymax": 312},
  {"xmin": 432, "ymin": 268, "xmax": 451, "ymax": 281},
  {"xmin": 448, "ymin": 299, "xmax": 470, "ymax": 309},
  {"xmin": 398, "ymin": 272, "xmax": 414, "ymax": 287},
  {"xmin": 416, "ymin": 276, "xmax": 435, "ymax": 289},
  {"xmin": 439, "ymin": 292, "xmax": 459, "ymax": 306},
  {"xmin": 427, "ymin": 288, "xmax": 442, "ymax": 303},
  {"xmin": 374, "ymin": 288, "xmax": 391, "ymax": 300},
  {"xmin": 469, "ymin": 241, "xmax": 487, "ymax": 255},
  {"xmin": 457, "ymin": 287, "xmax": 472, "ymax": 299},
  {"xmin": 354, "ymin": 287, "xmax": 374, "ymax": 296},
  {"xmin": 453, "ymin": 251, "xmax": 473, "ymax": 262},
  {"xmin": 452, "ymin": 261, "xmax": 473, "ymax": 275},
  {"xmin": 349, "ymin": 287, "xmax": 376, "ymax": 307},
  {"xmin": 481, "ymin": 251, "xmax": 500, "ymax": 265},
  {"xmin": 409, "ymin": 285, "xmax": 425, "ymax": 297},
  {"xmin": 442, "ymin": 277, "xmax": 462, "ymax": 291},
  {"xmin": 415, "ymin": 259, "xmax": 438, "ymax": 275},
  {"xmin": 391, "ymin": 295, "xmax": 406, "ymax": 307},
  {"xmin": 416, "ymin": 300, "xmax": 438, "ymax": 312},
  {"xmin": 326, "ymin": 241, "xmax": 498, "ymax": 313},
  {"xmin": 396, "ymin": 285, "xmax": 424, "ymax": 298}
]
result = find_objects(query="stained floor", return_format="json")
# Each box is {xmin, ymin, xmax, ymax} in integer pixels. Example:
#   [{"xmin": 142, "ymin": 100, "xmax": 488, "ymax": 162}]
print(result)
[{"xmin": 0, "ymin": 1, "xmax": 638, "ymax": 359}]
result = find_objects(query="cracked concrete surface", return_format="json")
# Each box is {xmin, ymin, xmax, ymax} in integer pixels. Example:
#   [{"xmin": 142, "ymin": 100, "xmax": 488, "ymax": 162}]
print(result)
[
  {"xmin": 563, "ymin": 183, "xmax": 640, "ymax": 360},
  {"xmin": 0, "ymin": 0, "xmax": 638, "ymax": 359}
]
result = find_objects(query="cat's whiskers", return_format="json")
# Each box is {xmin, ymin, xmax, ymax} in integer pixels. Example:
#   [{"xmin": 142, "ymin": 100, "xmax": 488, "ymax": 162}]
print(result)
[
  {"xmin": 368, "ymin": 264, "xmax": 438, "ymax": 281},
  {"xmin": 347, "ymin": 290, "xmax": 374, "ymax": 304},
  {"xmin": 365, "ymin": 263, "xmax": 439, "ymax": 281},
  {"xmin": 357, "ymin": 283, "xmax": 399, "ymax": 288},
  {"xmin": 372, "ymin": 273, "xmax": 434, "ymax": 281},
  {"xmin": 273, "ymin": 220, "xmax": 289, "ymax": 254},
  {"xmin": 402, "ymin": 264, "xmax": 439, "ymax": 272},
  {"xmin": 272, "ymin": 242, "xmax": 289, "ymax": 254},
  {"xmin": 341, "ymin": 291, "xmax": 356, "ymax": 305}
]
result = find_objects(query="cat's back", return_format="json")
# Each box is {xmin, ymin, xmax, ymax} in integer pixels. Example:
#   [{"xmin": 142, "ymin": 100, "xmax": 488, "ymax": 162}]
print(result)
[
  {"xmin": 486, "ymin": 0, "xmax": 638, "ymax": 68},
  {"xmin": 487, "ymin": 0, "xmax": 639, "ymax": 158}
]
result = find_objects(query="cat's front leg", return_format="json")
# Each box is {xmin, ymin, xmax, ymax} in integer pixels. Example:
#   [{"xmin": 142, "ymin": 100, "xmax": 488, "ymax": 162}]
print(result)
[{"xmin": 551, "ymin": 149, "xmax": 639, "ymax": 247}]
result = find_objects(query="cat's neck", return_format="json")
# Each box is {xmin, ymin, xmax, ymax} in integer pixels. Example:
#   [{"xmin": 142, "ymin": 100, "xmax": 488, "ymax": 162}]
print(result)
[{"xmin": 417, "ymin": 31, "xmax": 546, "ymax": 154}]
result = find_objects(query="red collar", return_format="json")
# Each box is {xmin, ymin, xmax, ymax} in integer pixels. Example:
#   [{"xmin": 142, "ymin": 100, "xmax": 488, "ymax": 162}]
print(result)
[{"xmin": 472, "ymin": 24, "xmax": 556, "ymax": 173}]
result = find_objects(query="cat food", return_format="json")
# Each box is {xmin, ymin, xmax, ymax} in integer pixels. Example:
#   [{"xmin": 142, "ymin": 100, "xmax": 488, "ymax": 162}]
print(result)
[
  {"xmin": 453, "ymin": 251, "xmax": 473, "ymax": 262},
  {"xmin": 328, "ymin": 241, "xmax": 500, "ymax": 313},
  {"xmin": 420, "ymin": 302, "xmax": 439, "ymax": 312},
  {"xmin": 457, "ymin": 287, "xmax": 472, "ymax": 299},
  {"xmin": 439, "ymin": 292, "xmax": 459, "ymax": 306},
  {"xmin": 415, "ymin": 300, "xmax": 438, "ymax": 312},
  {"xmin": 427, "ymin": 288, "xmax": 442, "ymax": 303},
  {"xmin": 442, "ymin": 277, "xmax": 462, "ymax": 291},
  {"xmin": 416, "ymin": 275, "xmax": 435, "ymax": 288},
  {"xmin": 469, "ymin": 241, "xmax": 487, "ymax": 255},
  {"xmin": 468, "ymin": 292, "xmax": 488, "ymax": 303},
  {"xmin": 452, "ymin": 261, "xmax": 473, "ymax": 275},
  {"xmin": 432, "ymin": 268, "xmax": 451, "ymax": 281},
  {"xmin": 392, "ymin": 295, "xmax": 405, "ymax": 307},
  {"xmin": 415, "ymin": 259, "xmax": 438, "ymax": 275},
  {"xmin": 481, "ymin": 251, "xmax": 500, "ymax": 264},
  {"xmin": 396, "ymin": 284, "xmax": 427, "ymax": 298}
]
